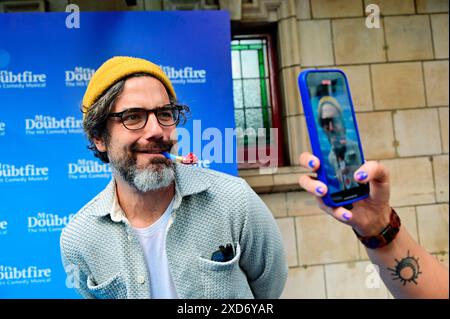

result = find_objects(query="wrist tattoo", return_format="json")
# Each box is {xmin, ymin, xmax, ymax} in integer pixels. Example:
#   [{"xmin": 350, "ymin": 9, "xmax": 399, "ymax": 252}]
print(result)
[{"xmin": 387, "ymin": 250, "xmax": 422, "ymax": 285}]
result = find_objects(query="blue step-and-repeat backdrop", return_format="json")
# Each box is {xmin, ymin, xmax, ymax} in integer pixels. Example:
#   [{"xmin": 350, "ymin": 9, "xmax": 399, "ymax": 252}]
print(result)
[{"xmin": 0, "ymin": 11, "xmax": 235, "ymax": 298}]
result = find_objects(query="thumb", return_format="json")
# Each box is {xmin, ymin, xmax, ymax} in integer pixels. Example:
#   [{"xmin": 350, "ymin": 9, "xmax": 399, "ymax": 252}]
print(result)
[
  {"xmin": 354, "ymin": 161, "xmax": 390, "ymax": 204},
  {"xmin": 354, "ymin": 161, "xmax": 389, "ymax": 185}
]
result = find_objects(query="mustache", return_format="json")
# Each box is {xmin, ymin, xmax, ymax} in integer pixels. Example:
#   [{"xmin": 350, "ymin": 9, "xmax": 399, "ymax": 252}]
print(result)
[{"xmin": 130, "ymin": 139, "xmax": 175, "ymax": 153}]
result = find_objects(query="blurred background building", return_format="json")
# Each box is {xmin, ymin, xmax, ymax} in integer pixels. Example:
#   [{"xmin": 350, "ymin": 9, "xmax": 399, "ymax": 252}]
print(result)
[{"xmin": 1, "ymin": 0, "xmax": 448, "ymax": 298}]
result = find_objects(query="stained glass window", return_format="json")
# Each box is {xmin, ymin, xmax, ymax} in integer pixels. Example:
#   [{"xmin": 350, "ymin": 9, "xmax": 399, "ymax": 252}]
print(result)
[{"xmin": 231, "ymin": 38, "xmax": 273, "ymax": 149}]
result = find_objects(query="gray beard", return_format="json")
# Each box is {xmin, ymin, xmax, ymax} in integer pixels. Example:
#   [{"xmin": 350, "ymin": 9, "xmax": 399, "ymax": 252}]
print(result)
[
  {"xmin": 110, "ymin": 158, "xmax": 175, "ymax": 193},
  {"xmin": 131, "ymin": 165, "xmax": 175, "ymax": 192}
]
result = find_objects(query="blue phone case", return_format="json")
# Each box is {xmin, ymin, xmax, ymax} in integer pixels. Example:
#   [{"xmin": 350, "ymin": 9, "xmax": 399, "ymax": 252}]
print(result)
[{"xmin": 298, "ymin": 69, "xmax": 369, "ymax": 207}]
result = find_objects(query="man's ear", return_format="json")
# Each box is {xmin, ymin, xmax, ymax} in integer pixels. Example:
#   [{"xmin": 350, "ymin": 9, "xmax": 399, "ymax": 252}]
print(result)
[{"xmin": 93, "ymin": 137, "xmax": 107, "ymax": 152}]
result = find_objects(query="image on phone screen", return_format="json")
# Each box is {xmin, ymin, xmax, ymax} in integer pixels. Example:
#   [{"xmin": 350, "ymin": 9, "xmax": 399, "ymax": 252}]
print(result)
[{"xmin": 306, "ymin": 72, "xmax": 365, "ymax": 198}]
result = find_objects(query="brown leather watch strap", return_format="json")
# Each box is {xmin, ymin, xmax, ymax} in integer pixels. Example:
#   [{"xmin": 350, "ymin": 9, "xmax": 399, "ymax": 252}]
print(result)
[{"xmin": 353, "ymin": 208, "xmax": 401, "ymax": 249}]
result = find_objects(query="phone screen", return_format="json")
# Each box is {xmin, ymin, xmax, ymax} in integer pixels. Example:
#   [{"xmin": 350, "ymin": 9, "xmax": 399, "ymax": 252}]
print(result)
[{"xmin": 306, "ymin": 71, "xmax": 368, "ymax": 202}]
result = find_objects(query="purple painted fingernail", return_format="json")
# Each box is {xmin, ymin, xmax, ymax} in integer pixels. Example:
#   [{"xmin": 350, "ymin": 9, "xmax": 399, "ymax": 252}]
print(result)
[
  {"xmin": 308, "ymin": 160, "xmax": 315, "ymax": 168},
  {"xmin": 356, "ymin": 171, "xmax": 368, "ymax": 181},
  {"xmin": 343, "ymin": 212, "xmax": 351, "ymax": 221},
  {"xmin": 316, "ymin": 186, "xmax": 324, "ymax": 195}
]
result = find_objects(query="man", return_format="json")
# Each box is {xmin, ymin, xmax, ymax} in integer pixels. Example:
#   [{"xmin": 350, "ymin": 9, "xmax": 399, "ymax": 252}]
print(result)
[
  {"xmin": 317, "ymin": 96, "xmax": 361, "ymax": 191},
  {"xmin": 60, "ymin": 56, "xmax": 288, "ymax": 299}
]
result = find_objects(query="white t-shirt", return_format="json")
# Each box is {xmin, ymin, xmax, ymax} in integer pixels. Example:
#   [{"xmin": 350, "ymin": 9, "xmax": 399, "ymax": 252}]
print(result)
[{"xmin": 133, "ymin": 198, "xmax": 178, "ymax": 299}]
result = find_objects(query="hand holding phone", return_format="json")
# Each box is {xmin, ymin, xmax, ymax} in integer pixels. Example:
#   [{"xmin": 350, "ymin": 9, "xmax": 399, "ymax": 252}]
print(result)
[{"xmin": 298, "ymin": 70, "xmax": 369, "ymax": 207}]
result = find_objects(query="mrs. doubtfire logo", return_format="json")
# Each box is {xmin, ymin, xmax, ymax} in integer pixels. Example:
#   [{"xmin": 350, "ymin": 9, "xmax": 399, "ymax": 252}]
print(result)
[
  {"xmin": 68, "ymin": 159, "xmax": 111, "ymax": 180},
  {"xmin": 160, "ymin": 65, "xmax": 207, "ymax": 84},
  {"xmin": 27, "ymin": 212, "xmax": 74, "ymax": 233},
  {"xmin": 0, "ymin": 265, "xmax": 52, "ymax": 286},
  {"xmin": 0, "ymin": 163, "xmax": 49, "ymax": 183},
  {"xmin": 65, "ymin": 67, "xmax": 95, "ymax": 87},
  {"xmin": 0, "ymin": 70, "xmax": 47, "ymax": 89},
  {"xmin": 25, "ymin": 115, "xmax": 83, "ymax": 135}
]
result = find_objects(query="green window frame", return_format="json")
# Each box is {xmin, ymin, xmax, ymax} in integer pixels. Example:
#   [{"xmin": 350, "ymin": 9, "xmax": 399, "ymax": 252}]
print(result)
[{"xmin": 232, "ymin": 38, "xmax": 272, "ymax": 146}]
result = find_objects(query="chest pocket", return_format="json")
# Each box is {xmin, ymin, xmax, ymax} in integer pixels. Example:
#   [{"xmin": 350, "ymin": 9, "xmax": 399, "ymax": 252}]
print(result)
[
  {"xmin": 197, "ymin": 243, "xmax": 254, "ymax": 299},
  {"xmin": 87, "ymin": 273, "xmax": 128, "ymax": 299}
]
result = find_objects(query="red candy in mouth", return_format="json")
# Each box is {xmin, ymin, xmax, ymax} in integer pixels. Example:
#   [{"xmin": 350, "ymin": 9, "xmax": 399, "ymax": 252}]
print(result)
[{"xmin": 181, "ymin": 152, "xmax": 198, "ymax": 164}]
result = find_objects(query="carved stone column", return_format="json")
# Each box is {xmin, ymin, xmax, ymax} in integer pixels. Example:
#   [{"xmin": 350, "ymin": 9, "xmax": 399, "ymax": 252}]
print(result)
[{"xmin": 219, "ymin": 0, "xmax": 242, "ymax": 20}]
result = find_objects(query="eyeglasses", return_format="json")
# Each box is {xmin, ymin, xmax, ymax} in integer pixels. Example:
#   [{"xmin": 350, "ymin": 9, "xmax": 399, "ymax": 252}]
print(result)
[{"xmin": 108, "ymin": 104, "xmax": 182, "ymax": 131}]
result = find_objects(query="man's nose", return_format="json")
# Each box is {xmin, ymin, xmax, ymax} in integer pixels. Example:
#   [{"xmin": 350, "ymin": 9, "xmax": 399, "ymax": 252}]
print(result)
[
  {"xmin": 141, "ymin": 112, "xmax": 164, "ymax": 140},
  {"xmin": 329, "ymin": 121, "xmax": 334, "ymax": 131}
]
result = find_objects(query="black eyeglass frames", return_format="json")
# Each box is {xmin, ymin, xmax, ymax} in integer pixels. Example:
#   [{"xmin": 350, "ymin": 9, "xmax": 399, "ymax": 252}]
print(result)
[{"xmin": 108, "ymin": 104, "xmax": 183, "ymax": 130}]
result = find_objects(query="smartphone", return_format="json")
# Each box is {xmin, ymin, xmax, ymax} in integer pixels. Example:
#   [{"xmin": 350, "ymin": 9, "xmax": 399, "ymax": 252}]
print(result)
[{"xmin": 298, "ymin": 69, "xmax": 369, "ymax": 208}]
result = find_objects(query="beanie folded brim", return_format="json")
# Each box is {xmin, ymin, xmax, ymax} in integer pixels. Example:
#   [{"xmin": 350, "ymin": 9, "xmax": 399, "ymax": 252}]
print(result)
[{"xmin": 82, "ymin": 56, "xmax": 176, "ymax": 118}]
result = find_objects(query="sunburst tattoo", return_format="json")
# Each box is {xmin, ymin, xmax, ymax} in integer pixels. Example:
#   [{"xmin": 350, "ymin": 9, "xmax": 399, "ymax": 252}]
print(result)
[{"xmin": 387, "ymin": 250, "xmax": 422, "ymax": 285}]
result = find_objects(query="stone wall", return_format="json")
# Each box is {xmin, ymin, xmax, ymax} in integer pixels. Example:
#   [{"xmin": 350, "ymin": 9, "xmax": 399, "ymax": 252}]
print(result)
[{"xmin": 271, "ymin": 0, "xmax": 449, "ymax": 298}]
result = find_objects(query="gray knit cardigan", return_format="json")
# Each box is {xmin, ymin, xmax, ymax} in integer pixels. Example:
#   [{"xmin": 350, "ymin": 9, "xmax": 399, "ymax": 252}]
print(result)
[{"xmin": 60, "ymin": 163, "xmax": 288, "ymax": 299}]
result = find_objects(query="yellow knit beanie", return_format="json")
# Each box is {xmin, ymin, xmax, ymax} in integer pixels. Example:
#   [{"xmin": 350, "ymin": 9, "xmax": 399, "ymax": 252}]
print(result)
[{"xmin": 82, "ymin": 56, "xmax": 176, "ymax": 119}]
